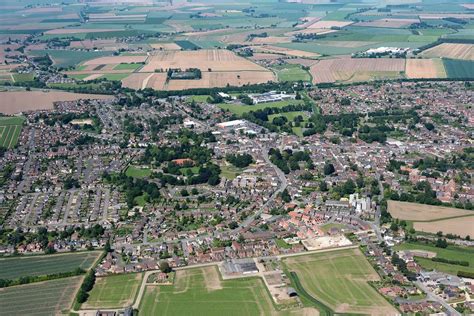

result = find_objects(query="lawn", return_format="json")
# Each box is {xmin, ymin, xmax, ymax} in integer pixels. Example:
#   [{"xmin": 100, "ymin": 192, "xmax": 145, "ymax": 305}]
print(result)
[
  {"xmin": 125, "ymin": 165, "xmax": 152, "ymax": 178},
  {"xmin": 0, "ymin": 276, "xmax": 82, "ymax": 315},
  {"xmin": 282, "ymin": 248, "xmax": 396, "ymax": 315},
  {"xmin": 273, "ymin": 64, "xmax": 311, "ymax": 82},
  {"xmin": 0, "ymin": 251, "xmax": 101, "ymax": 280},
  {"xmin": 218, "ymin": 99, "xmax": 304, "ymax": 116},
  {"xmin": 85, "ymin": 273, "xmax": 143, "ymax": 309},
  {"xmin": 220, "ymin": 164, "xmax": 242, "ymax": 180},
  {"xmin": 139, "ymin": 266, "xmax": 284, "ymax": 315},
  {"xmin": 113, "ymin": 63, "xmax": 143, "ymax": 71},
  {"xmin": 394, "ymin": 242, "xmax": 474, "ymax": 275},
  {"xmin": 268, "ymin": 111, "xmax": 308, "ymax": 122},
  {"xmin": 0, "ymin": 116, "xmax": 25, "ymax": 149}
]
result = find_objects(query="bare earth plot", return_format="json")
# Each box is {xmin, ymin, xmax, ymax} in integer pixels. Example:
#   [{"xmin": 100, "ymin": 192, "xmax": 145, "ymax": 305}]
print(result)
[
  {"xmin": 405, "ymin": 59, "xmax": 447, "ymax": 79},
  {"xmin": 0, "ymin": 276, "xmax": 82, "ymax": 316},
  {"xmin": 254, "ymin": 45, "xmax": 320, "ymax": 58},
  {"xmin": 388, "ymin": 200, "xmax": 474, "ymax": 238},
  {"xmin": 421, "ymin": 43, "xmax": 474, "ymax": 60},
  {"xmin": 310, "ymin": 57, "xmax": 405, "ymax": 83},
  {"xmin": 283, "ymin": 248, "xmax": 397, "ymax": 315},
  {"xmin": 0, "ymin": 91, "xmax": 113, "ymax": 114}
]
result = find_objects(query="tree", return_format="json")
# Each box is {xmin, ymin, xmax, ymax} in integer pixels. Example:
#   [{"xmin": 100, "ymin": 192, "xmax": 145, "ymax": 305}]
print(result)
[
  {"xmin": 159, "ymin": 261, "xmax": 172, "ymax": 273},
  {"xmin": 323, "ymin": 162, "xmax": 335, "ymax": 176},
  {"xmin": 319, "ymin": 181, "xmax": 328, "ymax": 192},
  {"xmin": 390, "ymin": 222, "xmax": 399, "ymax": 232}
]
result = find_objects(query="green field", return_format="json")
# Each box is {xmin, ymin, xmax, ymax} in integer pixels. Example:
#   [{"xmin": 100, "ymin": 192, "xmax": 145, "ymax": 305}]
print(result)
[
  {"xmin": 443, "ymin": 59, "xmax": 474, "ymax": 79},
  {"xmin": 268, "ymin": 111, "xmax": 308, "ymax": 122},
  {"xmin": 273, "ymin": 64, "xmax": 311, "ymax": 82},
  {"xmin": 85, "ymin": 273, "xmax": 143, "ymax": 308},
  {"xmin": 218, "ymin": 99, "xmax": 304, "ymax": 116},
  {"xmin": 0, "ymin": 116, "xmax": 25, "ymax": 149},
  {"xmin": 394, "ymin": 242, "xmax": 474, "ymax": 275},
  {"xmin": 0, "ymin": 251, "xmax": 101, "ymax": 280},
  {"xmin": 101, "ymin": 73, "xmax": 131, "ymax": 81},
  {"xmin": 12, "ymin": 73, "xmax": 35, "ymax": 82},
  {"xmin": 175, "ymin": 40, "xmax": 200, "ymax": 50},
  {"xmin": 220, "ymin": 164, "xmax": 242, "ymax": 180},
  {"xmin": 113, "ymin": 63, "xmax": 143, "ymax": 71},
  {"xmin": 31, "ymin": 50, "xmax": 112, "ymax": 68},
  {"xmin": 125, "ymin": 165, "xmax": 152, "ymax": 178},
  {"xmin": 0, "ymin": 276, "xmax": 82, "ymax": 315},
  {"xmin": 139, "ymin": 266, "xmax": 288, "ymax": 315},
  {"xmin": 283, "ymin": 248, "xmax": 396, "ymax": 315}
]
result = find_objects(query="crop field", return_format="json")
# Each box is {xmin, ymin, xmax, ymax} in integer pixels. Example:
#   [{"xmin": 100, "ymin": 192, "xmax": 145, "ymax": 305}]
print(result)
[
  {"xmin": 443, "ymin": 59, "xmax": 474, "ymax": 79},
  {"xmin": 421, "ymin": 43, "xmax": 474, "ymax": 60},
  {"xmin": 388, "ymin": 200, "xmax": 473, "ymax": 222},
  {"xmin": 310, "ymin": 58, "xmax": 405, "ymax": 83},
  {"xmin": 113, "ymin": 63, "xmax": 143, "ymax": 71},
  {"xmin": 254, "ymin": 45, "xmax": 320, "ymax": 58},
  {"xmin": 31, "ymin": 50, "xmax": 113, "ymax": 68},
  {"xmin": 84, "ymin": 273, "xmax": 143, "ymax": 309},
  {"xmin": 219, "ymin": 99, "xmax": 304, "ymax": 116},
  {"xmin": 0, "ymin": 251, "xmax": 101, "ymax": 279},
  {"xmin": 395, "ymin": 242, "xmax": 474, "ymax": 275},
  {"xmin": 273, "ymin": 64, "xmax": 311, "ymax": 82},
  {"xmin": 405, "ymin": 58, "xmax": 446, "ymax": 78},
  {"xmin": 140, "ymin": 49, "xmax": 267, "ymax": 72},
  {"xmin": 0, "ymin": 276, "xmax": 82, "ymax": 316},
  {"xmin": 175, "ymin": 40, "xmax": 201, "ymax": 50},
  {"xmin": 354, "ymin": 18, "xmax": 419, "ymax": 28},
  {"xmin": 0, "ymin": 90, "xmax": 113, "ymax": 114},
  {"xmin": 388, "ymin": 200, "xmax": 474, "ymax": 237},
  {"xmin": 139, "ymin": 266, "xmax": 287, "ymax": 316},
  {"xmin": 283, "ymin": 248, "xmax": 397, "ymax": 315},
  {"xmin": 0, "ymin": 116, "xmax": 25, "ymax": 149}
]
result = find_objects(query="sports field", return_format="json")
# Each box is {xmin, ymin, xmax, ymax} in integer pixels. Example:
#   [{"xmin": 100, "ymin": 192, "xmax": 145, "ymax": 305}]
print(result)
[
  {"xmin": 395, "ymin": 242, "xmax": 474, "ymax": 275},
  {"xmin": 125, "ymin": 165, "xmax": 152, "ymax": 178},
  {"xmin": 0, "ymin": 251, "xmax": 101, "ymax": 279},
  {"xmin": 84, "ymin": 273, "xmax": 143, "ymax": 308},
  {"xmin": 0, "ymin": 276, "xmax": 82, "ymax": 315},
  {"xmin": 139, "ymin": 266, "xmax": 286, "ymax": 316},
  {"xmin": 273, "ymin": 64, "xmax": 311, "ymax": 82},
  {"xmin": 283, "ymin": 248, "xmax": 397, "ymax": 315},
  {"xmin": 218, "ymin": 99, "xmax": 304, "ymax": 115},
  {"xmin": 0, "ymin": 116, "xmax": 25, "ymax": 149}
]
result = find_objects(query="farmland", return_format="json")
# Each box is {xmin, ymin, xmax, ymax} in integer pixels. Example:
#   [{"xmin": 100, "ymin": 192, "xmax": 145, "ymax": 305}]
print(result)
[
  {"xmin": 84, "ymin": 273, "xmax": 143, "ymax": 309},
  {"xmin": 388, "ymin": 200, "xmax": 474, "ymax": 238},
  {"xmin": 31, "ymin": 50, "xmax": 113, "ymax": 68},
  {"xmin": 0, "ymin": 116, "xmax": 25, "ymax": 149},
  {"xmin": 394, "ymin": 242, "xmax": 474, "ymax": 275},
  {"xmin": 310, "ymin": 58, "xmax": 405, "ymax": 84},
  {"xmin": 443, "ymin": 59, "xmax": 474, "ymax": 79},
  {"xmin": 421, "ymin": 43, "xmax": 474, "ymax": 60},
  {"xmin": 0, "ymin": 90, "xmax": 114, "ymax": 114},
  {"xmin": 0, "ymin": 251, "xmax": 101, "ymax": 280},
  {"xmin": 0, "ymin": 276, "xmax": 82, "ymax": 316},
  {"xmin": 139, "ymin": 266, "xmax": 288, "ymax": 316},
  {"xmin": 405, "ymin": 58, "xmax": 446, "ymax": 79},
  {"xmin": 282, "ymin": 248, "xmax": 397, "ymax": 315}
]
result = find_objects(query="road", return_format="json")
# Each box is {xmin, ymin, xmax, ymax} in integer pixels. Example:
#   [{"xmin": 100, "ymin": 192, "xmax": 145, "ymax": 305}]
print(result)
[{"xmin": 415, "ymin": 281, "xmax": 461, "ymax": 316}]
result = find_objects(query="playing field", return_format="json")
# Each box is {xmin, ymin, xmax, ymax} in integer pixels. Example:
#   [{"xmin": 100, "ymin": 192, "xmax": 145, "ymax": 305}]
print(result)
[
  {"xmin": 0, "ymin": 276, "xmax": 82, "ymax": 315},
  {"xmin": 0, "ymin": 251, "xmax": 101, "ymax": 280},
  {"xmin": 84, "ymin": 273, "xmax": 143, "ymax": 308},
  {"xmin": 125, "ymin": 165, "xmax": 152, "ymax": 178},
  {"xmin": 395, "ymin": 242, "xmax": 474, "ymax": 275},
  {"xmin": 139, "ymin": 266, "xmax": 285, "ymax": 316},
  {"xmin": 273, "ymin": 64, "xmax": 312, "ymax": 82},
  {"xmin": 218, "ymin": 99, "xmax": 304, "ymax": 116},
  {"xmin": 0, "ymin": 116, "xmax": 24, "ymax": 149},
  {"xmin": 283, "ymin": 248, "xmax": 397, "ymax": 315}
]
